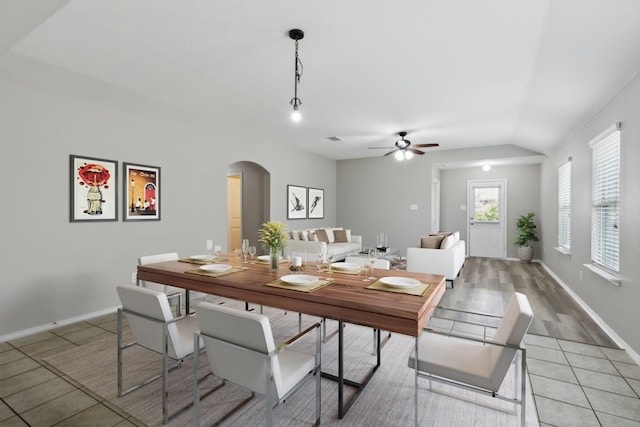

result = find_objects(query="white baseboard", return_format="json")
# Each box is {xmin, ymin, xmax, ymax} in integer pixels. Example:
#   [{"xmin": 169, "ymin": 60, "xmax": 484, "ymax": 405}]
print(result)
[
  {"xmin": 539, "ymin": 262, "xmax": 640, "ymax": 366},
  {"xmin": 0, "ymin": 307, "xmax": 119, "ymax": 343}
]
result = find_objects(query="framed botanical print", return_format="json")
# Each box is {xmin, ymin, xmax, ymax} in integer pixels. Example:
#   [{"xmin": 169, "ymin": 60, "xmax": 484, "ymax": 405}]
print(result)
[
  {"xmin": 287, "ymin": 185, "xmax": 307, "ymax": 219},
  {"xmin": 70, "ymin": 155, "xmax": 118, "ymax": 222},
  {"xmin": 124, "ymin": 162, "xmax": 161, "ymax": 221},
  {"xmin": 308, "ymin": 187, "xmax": 324, "ymax": 219}
]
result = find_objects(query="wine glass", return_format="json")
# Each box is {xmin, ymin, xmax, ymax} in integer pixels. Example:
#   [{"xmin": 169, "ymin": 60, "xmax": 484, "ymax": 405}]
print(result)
[
  {"xmin": 248, "ymin": 246, "xmax": 256, "ymax": 262},
  {"xmin": 214, "ymin": 245, "xmax": 222, "ymax": 258},
  {"xmin": 316, "ymin": 251, "xmax": 324, "ymax": 273},
  {"xmin": 368, "ymin": 248, "xmax": 376, "ymax": 280},
  {"xmin": 206, "ymin": 239, "xmax": 213, "ymax": 256},
  {"xmin": 234, "ymin": 248, "xmax": 242, "ymax": 266},
  {"xmin": 327, "ymin": 256, "xmax": 334, "ymax": 278},
  {"xmin": 241, "ymin": 239, "xmax": 249, "ymax": 264}
]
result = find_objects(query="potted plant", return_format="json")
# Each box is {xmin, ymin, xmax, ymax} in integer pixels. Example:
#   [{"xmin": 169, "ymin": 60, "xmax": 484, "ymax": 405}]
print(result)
[
  {"xmin": 258, "ymin": 221, "xmax": 289, "ymax": 270},
  {"xmin": 514, "ymin": 212, "xmax": 539, "ymax": 263}
]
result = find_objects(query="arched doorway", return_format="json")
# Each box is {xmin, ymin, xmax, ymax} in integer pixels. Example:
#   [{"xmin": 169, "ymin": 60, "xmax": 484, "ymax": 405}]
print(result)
[{"xmin": 226, "ymin": 162, "xmax": 270, "ymax": 253}]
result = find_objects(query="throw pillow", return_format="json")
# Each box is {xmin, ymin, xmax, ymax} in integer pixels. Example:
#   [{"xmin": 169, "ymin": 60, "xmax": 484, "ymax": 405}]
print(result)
[
  {"xmin": 315, "ymin": 229, "xmax": 330, "ymax": 243},
  {"xmin": 430, "ymin": 231, "xmax": 453, "ymax": 237},
  {"xmin": 420, "ymin": 235, "xmax": 444, "ymax": 249},
  {"xmin": 300, "ymin": 230, "xmax": 309, "ymax": 241},
  {"xmin": 291, "ymin": 230, "xmax": 300, "ymax": 240},
  {"xmin": 440, "ymin": 235, "xmax": 455, "ymax": 250},
  {"xmin": 334, "ymin": 229, "xmax": 348, "ymax": 243}
]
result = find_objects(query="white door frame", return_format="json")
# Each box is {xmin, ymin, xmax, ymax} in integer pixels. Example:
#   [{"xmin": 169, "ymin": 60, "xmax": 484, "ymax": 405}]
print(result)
[
  {"xmin": 431, "ymin": 179, "xmax": 440, "ymax": 233},
  {"xmin": 466, "ymin": 179, "xmax": 507, "ymax": 258}
]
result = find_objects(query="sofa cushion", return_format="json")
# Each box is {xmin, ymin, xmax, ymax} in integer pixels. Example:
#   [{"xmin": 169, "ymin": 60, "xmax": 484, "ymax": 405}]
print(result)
[
  {"xmin": 334, "ymin": 229, "xmax": 348, "ymax": 243},
  {"xmin": 440, "ymin": 234, "xmax": 456, "ymax": 250},
  {"xmin": 430, "ymin": 231, "xmax": 453, "ymax": 238},
  {"xmin": 421, "ymin": 235, "xmax": 444, "ymax": 249},
  {"xmin": 315, "ymin": 229, "xmax": 330, "ymax": 243},
  {"xmin": 291, "ymin": 230, "xmax": 301, "ymax": 240}
]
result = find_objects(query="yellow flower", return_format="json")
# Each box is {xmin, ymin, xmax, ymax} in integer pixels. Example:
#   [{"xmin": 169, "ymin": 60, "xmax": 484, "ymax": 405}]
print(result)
[{"xmin": 258, "ymin": 221, "xmax": 289, "ymax": 254}]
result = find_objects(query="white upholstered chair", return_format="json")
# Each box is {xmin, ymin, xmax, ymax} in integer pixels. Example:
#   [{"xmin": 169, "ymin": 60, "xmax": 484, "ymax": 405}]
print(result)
[
  {"xmin": 116, "ymin": 284, "xmax": 204, "ymax": 424},
  {"xmin": 408, "ymin": 292, "xmax": 534, "ymax": 426},
  {"xmin": 193, "ymin": 302, "xmax": 321, "ymax": 426}
]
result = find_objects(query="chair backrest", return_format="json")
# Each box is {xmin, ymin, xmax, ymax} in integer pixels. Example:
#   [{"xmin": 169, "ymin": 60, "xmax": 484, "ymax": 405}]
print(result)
[
  {"xmin": 487, "ymin": 292, "xmax": 534, "ymax": 390},
  {"xmin": 116, "ymin": 284, "xmax": 183, "ymax": 359},
  {"xmin": 344, "ymin": 256, "xmax": 391, "ymax": 270},
  {"xmin": 195, "ymin": 302, "xmax": 287, "ymax": 397},
  {"xmin": 138, "ymin": 252, "xmax": 179, "ymax": 292}
]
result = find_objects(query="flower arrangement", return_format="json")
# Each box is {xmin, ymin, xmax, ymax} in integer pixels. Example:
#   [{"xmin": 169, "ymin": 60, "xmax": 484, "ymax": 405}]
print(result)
[{"xmin": 258, "ymin": 221, "xmax": 289, "ymax": 255}]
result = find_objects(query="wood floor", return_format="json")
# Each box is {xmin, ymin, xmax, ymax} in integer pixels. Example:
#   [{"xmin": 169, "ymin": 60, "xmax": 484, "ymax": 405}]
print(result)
[{"xmin": 440, "ymin": 257, "xmax": 618, "ymax": 348}]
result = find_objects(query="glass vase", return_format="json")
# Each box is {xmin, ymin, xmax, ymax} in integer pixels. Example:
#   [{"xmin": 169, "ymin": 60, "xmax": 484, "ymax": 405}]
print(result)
[{"xmin": 270, "ymin": 251, "xmax": 279, "ymax": 271}]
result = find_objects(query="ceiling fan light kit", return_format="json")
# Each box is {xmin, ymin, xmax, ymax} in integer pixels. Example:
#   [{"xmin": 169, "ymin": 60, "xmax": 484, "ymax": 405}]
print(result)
[
  {"xmin": 369, "ymin": 131, "xmax": 439, "ymax": 161},
  {"xmin": 288, "ymin": 29, "xmax": 304, "ymax": 123}
]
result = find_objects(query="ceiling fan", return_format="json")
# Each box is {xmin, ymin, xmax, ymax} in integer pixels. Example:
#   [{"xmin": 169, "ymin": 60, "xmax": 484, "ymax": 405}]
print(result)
[{"xmin": 369, "ymin": 131, "xmax": 439, "ymax": 160}]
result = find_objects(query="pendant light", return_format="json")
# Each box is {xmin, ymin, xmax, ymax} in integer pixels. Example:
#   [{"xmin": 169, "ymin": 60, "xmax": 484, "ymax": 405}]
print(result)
[{"xmin": 289, "ymin": 29, "xmax": 304, "ymax": 122}]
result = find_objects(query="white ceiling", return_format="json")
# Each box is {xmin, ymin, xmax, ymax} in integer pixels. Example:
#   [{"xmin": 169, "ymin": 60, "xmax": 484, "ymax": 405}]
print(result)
[{"xmin": 4, "ymin": 0, "xmax": 640, "ymax": 160}]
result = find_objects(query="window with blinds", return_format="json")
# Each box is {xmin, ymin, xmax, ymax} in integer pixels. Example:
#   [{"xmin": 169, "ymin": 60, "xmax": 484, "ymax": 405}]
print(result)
[
  {"xmin": 589, "ymin": 124, "xmax": 620, "ymax": 274},
  {"xmin": 558, "ymin": 161, "xmax": 571, "ymax": 251}
]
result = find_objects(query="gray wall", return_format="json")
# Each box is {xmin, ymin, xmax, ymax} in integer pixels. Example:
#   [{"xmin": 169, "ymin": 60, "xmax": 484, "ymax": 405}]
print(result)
[
  {"xmin": 440, "ymin": 164, "xmax": 541, "ymax": 259},
  {"xmin": 337, "ymin": 145, "xmax": 542, "ymax": 256},
  {"xmin": 0, "ymin": 53, "xmax": 336, "ymax": 338},
  {"xmin": 540, "ymin": 66, "xmax": 640, "ymax": 355}
]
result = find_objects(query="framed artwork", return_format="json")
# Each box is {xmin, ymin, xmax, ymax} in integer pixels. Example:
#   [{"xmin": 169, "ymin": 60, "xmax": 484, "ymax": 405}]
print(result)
[
  {"xmin": 70, "ymin": 155, "xmax": 118, "ymax": 222},
  {"xmin": 308, "ymin": 187, "xmax": 324, "ymax": 219},
  {"xmin": 124, "ymin": 162, "xmax": 161, "ymax": 221},
  {"xmin": 287, "ymin": 185, "xmax": 307, "ymax": 219}
]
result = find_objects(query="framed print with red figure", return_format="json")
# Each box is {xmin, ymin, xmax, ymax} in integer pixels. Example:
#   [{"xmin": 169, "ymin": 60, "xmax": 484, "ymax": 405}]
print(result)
[
  {"xmin": 70, "ymin": 155, "xmax": 118, "ymax": 222},
  {"xmin": 124, "ymin": 163, "xmax": 161, "ymax": 221}
]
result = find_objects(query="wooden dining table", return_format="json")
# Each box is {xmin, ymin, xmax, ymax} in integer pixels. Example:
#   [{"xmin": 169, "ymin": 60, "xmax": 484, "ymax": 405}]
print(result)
[{"xmin": 137, "ymin": 257, "xmax": 446, "ymax": 418}]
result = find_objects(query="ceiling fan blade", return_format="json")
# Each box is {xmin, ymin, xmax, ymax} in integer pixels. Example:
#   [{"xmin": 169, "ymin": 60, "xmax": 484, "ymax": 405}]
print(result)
[
  {"xmin": 409, "ymin": 148, "xmax": 425, "ymax": 155},
  {"xmin": 368, "ymin": 147, "xmax": 394, "ymax": 149},
  {"xmin": 384, "ymin": 149, "xmax": 399, "ymax": 156},
  {"xmin": 412, "ymin": 143, "xmax": 440, "ymax": 148}
]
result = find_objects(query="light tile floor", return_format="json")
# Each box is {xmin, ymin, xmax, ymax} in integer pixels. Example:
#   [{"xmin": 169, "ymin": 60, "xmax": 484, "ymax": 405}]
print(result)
[
  {"xmin": 525, "ymin": 334, "xmax": 640, "ymax": 426},
  {"xmin": 2, "ymin": 312, "xmax": 640, "ymax": 426}
]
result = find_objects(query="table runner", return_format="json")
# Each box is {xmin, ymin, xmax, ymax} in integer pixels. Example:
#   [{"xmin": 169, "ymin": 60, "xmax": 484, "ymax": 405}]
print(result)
[{"xmin": 179, "ymin": 257, "xmax": 229, "ymax": 265}]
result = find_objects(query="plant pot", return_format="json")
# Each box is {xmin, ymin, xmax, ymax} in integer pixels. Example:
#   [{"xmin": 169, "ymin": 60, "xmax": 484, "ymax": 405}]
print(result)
[
  {"xmin": 517, "ymin": 246, "xmax": 534, "ymax": 263},
  {"xmin": 270, "ymin": 251, "xmax": 280, "ymax": 270}
]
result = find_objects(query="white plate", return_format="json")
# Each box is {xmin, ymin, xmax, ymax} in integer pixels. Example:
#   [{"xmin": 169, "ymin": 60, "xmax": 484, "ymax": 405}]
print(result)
[
  {"xmin": 257, "ymin": 255, "xmax": 282, "ymax": 262},
  {"xmin": 199, "ymin": 264, "xmax": 232, "ymax": 273},
  {"xmin": 190, "ymin": 254, "xmax": 215, "ymax": 261},
  {"xmin": 330, "ymin": 262, "xmax": 361, "ymax": 271},
  {"xmin": 280, "ymin": 274, "xmax": 319, "ymax": 286},
  {"xmin": 379, "ymin": 277, "xmax": 421, "ymax": 288}
]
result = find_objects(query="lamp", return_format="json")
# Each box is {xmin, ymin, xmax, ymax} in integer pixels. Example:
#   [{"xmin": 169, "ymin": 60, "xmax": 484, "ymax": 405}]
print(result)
[{"xmin": 288, "ymin": 29, "xmax": 304, "ymax": 122}]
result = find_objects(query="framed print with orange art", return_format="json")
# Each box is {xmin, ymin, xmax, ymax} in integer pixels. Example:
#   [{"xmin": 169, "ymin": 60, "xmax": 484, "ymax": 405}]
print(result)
[
  {"xmin": 70, "ymin": 155, "xmax": 118, "ymax": 222},
  {"xmin": 124, "ymin": 163, "xmax": 160, "ymax": 221}
]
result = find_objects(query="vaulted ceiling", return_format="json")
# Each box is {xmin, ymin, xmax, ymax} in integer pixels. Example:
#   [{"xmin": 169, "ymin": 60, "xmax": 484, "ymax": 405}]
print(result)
[{"xmin": 4, "ymin": 0, "xmax": 640, "ymax": 160}]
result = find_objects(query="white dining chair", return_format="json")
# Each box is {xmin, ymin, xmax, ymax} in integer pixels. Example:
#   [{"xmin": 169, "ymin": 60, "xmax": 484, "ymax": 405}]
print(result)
[
  {"xmin": 116, "ymin": 284, "xmax": 206, "ymax": 424},
  {"xmin": 408, "ymin": 292, "xmax": 534, "ymax": 426},
  {"xmin": 138, "ymin": 252, "xmax": 208, "ymax": 315},
  {"xmin": 193, "ymin": 302, "xmax": 321, "ymax": 426}
]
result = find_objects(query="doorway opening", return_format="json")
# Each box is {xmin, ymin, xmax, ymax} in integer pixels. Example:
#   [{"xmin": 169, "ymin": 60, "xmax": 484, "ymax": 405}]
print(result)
[{"xmin": 226, "ymin": 162, "xmax": 270, "ymax": 253}]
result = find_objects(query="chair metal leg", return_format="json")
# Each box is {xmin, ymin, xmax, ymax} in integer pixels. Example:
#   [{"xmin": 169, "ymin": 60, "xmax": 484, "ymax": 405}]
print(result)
[{"xmin": 414, "ymin": 335, "xmax": 419, "ymax": 427}]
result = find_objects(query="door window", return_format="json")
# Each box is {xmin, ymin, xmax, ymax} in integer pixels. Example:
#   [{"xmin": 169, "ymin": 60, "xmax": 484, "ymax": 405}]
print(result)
[{"xmin": 473, "ymin": 187, "xmax": 500, "ymax": 223}]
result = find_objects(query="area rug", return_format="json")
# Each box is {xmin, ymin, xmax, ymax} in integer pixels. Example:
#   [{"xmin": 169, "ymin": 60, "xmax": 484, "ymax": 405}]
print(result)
[{"xmin": 45, "ymin": 302, "xmax": 539, "ymax": 426}]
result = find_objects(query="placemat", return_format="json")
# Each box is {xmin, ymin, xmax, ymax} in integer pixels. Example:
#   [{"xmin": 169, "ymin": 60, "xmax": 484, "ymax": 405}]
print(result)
[
  {"xmin": 185, "ymin": 267, "xmax": 243, "ymax": 278},
  {"xmin": 319, "ymin": 267, "xmax": 365, "ymax": 275},
  {"xmin": 179, "ymin": 257, "xmax": 229, "ymax": 265},
  {"xmin": 366, "ymin": 279, "xmax": 431, "ymax": 296},
  {"xmin": 264, "ymin": 278, "xmax": 333, "ymax": 293}
]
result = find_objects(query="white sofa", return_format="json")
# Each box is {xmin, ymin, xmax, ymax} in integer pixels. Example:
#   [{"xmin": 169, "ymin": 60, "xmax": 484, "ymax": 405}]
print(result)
[
  {"xmin": 406, "ymin": 232, "xmax": 466, "ymax": 288},
  {"xmin": 286, "ymin": 227, "xmax": 362, "ymax": 262}
]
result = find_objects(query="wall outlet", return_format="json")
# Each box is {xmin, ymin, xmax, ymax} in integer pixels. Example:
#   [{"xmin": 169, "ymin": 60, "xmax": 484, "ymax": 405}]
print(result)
[
  {"xmin": 410, "ymin": 204, "xmax": 418, "ymax": 211},
  {"xmin": 131, "ymin": 272, "xmax": 137, "ymax": 284}
]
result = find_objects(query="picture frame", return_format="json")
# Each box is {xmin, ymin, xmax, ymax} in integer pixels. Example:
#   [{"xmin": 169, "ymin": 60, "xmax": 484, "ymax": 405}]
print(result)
[
  {"xmin": 307, "ymin": 187, "xmax": 324, "ymax": 219},
  {"xmin": 124, "ymin": 162, "xmax": 161, "ymax": 221},
  {"xmin": 287, "ymin": 185, "xmax": 307, "ymax": 219},
  {"xmin": 70, "ymin": 155, "xmax": 118, "ymax": 222}
]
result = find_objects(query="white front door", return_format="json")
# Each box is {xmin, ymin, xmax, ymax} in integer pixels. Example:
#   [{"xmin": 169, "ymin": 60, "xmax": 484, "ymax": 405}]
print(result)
[{"xmin": 467, "ymin": 180, "xmax": 506, "ymax": 258}]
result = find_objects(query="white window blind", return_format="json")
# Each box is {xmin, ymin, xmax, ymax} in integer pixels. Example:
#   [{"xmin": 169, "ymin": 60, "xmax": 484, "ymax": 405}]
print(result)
[
  {"xmin": 558, "ymin": 161, "xmax": 571, "ymax": 250},
  {"xmin": 589, "ymin": 124, "xmax": 620, "ymax": 273}
]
